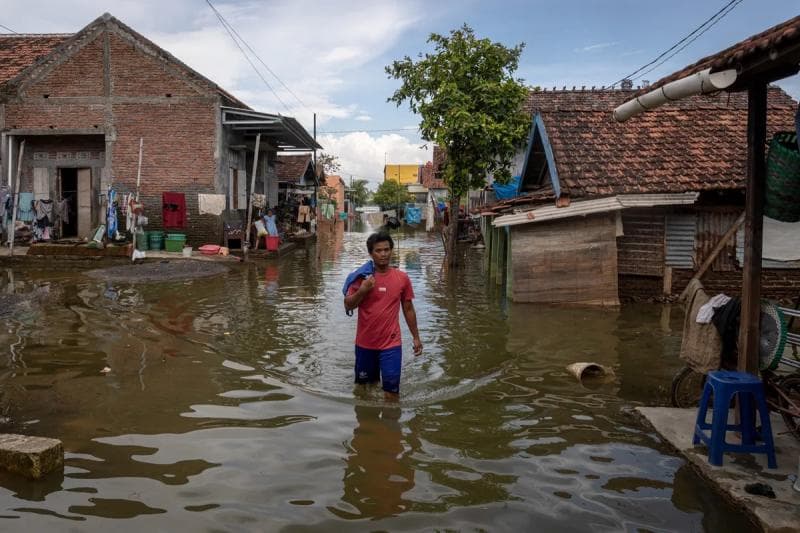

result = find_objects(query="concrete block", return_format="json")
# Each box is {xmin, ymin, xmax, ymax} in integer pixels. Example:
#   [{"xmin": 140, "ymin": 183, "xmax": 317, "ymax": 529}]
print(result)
[{"xmin": 0, "ymin": 434, "xmax": 63, "ymax": 479}]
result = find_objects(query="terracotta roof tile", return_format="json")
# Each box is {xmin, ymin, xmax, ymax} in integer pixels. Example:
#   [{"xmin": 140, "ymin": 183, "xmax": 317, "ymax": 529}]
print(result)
[
  {"xmin": 0, "ymin": 34, "xmax": 70, "ymax": 84},
  {"xmin": 275, "ymin": 154, "xmax": 313, "ymax": 183},
  {"xmin": 523, "ymin": 87, "xmax": 796, "ymax": 199}
]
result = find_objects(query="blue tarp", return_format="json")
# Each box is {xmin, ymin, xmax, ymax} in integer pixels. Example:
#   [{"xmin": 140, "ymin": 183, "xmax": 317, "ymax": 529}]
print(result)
[
  {"xmin": 405, "ymin": 206, "xmax": 422, "ymax": 225},
  {"xmin": 493, "ymin": 175, "xmax": 521, "ymax": 200}
]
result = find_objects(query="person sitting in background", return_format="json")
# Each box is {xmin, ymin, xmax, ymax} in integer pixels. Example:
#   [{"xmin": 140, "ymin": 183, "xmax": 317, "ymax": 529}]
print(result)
[{"xmin": 264, "ymin": 208, "xmax": 278, "ymax": 237}]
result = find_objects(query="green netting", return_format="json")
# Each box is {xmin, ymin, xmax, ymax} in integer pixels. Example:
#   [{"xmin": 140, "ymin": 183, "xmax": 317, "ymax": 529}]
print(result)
[
  {"xmin": 765, "ymin": 131, "xmax": 800, "ymax": 222},
  {"xmin": 759, "ymin": 302, "xmax": 787, "ymax": 371}
]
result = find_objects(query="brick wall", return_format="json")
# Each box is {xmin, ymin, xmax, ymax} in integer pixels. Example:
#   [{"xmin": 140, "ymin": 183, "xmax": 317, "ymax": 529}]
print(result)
[
  {"xmin": 26, "ymin": 34, "xmax": 105, "ymax": 98},
  {"xmin": 619, "ymin": 269, "xmax": 800, "ymax": 303},
  {"xmin": 109, "ymin": 33, "xmax": 200, "ymax": 97},
  {"xmin": 111, "ymin": 102, "xmax": 218, "ymax": 244},
  {"xmin": 5, "ymin": 102, "xmax": 105, "ymax": 129},
  {"xmin": 671, "ymin": 269, "xmax": 800, "ymax": 303},
  {"xmin": 618, "ymin": 209, "xmax": 664, "ymax": 276}
]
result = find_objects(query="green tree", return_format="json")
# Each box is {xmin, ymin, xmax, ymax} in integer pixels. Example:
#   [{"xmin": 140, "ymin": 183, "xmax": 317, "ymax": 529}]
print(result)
[
  {"xmin": 386, "ymin": 24, "xmax": 529, "ymax": 265},
  {"xmin": 318, "ymin": 152, "xmax": 341, "ymax": 175},
  {"xmin": 348, "ymin": 179, "xmax": 370, "ymax": 207},
  {"xmin": 372, "ymin": 179, "xmax": 413, "ymax": 210}
]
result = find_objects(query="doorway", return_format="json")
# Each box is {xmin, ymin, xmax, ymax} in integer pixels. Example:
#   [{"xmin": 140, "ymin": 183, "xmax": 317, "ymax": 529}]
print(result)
[{"xmin": 59, "ymin": 168, "xmax": 91, "ymax": 238}]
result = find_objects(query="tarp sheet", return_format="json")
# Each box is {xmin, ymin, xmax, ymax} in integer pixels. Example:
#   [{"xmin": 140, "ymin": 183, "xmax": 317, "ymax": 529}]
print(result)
[
  {"xmin": 493, "ymin": 175, "xmax": 521, "ymax": 200},
  {"xmin": 405, "ymin": 206, "xmax": 422, "ymax": 225}
]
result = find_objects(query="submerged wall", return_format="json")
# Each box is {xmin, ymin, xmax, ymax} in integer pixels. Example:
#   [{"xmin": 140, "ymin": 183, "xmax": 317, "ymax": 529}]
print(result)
[{"xmin": 509, "ymin": 213, "xmax": 619, "ymax": 306}]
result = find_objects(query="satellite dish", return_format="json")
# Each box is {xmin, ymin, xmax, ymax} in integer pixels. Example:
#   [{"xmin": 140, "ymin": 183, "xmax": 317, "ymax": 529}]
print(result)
[{"xmin": 759, "ymin": 302, "xmax": 788, "ymax": 371}]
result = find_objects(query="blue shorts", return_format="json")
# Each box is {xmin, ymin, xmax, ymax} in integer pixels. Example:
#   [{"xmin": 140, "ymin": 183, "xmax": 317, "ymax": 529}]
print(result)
[{"xmin": 354, "ymin": 345, "xmax": 402, "ymax": 394}]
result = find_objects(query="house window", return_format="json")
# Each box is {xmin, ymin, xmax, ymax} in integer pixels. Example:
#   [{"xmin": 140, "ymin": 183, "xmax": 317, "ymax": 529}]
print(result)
[{"xmin": 665, "ymin": 213, "xmax": 697, "ymax": 268}]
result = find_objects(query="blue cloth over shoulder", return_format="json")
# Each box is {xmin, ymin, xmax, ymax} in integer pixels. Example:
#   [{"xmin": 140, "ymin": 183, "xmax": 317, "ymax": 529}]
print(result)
[{"xmin": 342, "ymin": 260, "xmax": 374, "ymax": 316}]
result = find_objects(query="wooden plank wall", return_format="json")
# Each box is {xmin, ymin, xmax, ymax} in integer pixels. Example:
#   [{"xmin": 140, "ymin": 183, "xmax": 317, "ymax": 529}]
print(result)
[
  {"xmin": 617, "ymin": 208, "xmax": 664, "ymax": 276},
  {"xmin": 510, "ymin": 214, "xmax": 619, "ymax": 306}
]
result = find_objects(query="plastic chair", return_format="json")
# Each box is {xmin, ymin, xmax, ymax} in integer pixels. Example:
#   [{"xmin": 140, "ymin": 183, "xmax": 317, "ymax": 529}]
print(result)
[{"xmin": 693, "ymin": 370, "xmax": 777, "ymax": 468}]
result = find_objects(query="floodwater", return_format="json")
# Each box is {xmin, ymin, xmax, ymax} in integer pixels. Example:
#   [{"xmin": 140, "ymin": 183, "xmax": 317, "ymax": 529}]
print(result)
[{"xmin": 0, "ymin": 223, "xmax": 757, "ymax": 532}]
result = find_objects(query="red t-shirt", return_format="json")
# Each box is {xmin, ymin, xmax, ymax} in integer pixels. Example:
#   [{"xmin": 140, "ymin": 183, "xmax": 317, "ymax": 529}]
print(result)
[{"xmin": 347, "ymin": 268, "xmax": 414, "ymax": 350}]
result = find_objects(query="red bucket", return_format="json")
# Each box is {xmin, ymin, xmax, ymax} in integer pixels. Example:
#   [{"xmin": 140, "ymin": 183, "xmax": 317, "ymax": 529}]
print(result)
[{"xmin": 266, "ymin": 236, "xmax": 280, "ymax": 251}]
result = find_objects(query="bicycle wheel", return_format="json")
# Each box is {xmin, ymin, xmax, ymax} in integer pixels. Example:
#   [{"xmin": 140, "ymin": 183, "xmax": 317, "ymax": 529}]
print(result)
[
  {"xmin": 671, "ymin": 366, "xmax": 707, "ymax": 408},
  {"xmin": 778, "ymin": 374, "xmax": 800, "ymax": 441}
]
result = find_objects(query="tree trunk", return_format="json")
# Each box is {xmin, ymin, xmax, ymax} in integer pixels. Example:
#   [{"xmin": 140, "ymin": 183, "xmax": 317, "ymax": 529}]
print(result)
[{"xmin": 446, "ymin": 194, "xmax": 460, "ymax": 267}]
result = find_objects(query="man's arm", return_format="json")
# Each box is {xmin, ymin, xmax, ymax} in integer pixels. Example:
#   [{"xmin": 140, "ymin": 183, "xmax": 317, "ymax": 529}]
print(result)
[
  {"xmin": 344, "ymin": 275, "xmax": 375, "ymax": 312},
  {"xmin": 402, "ymin": 300, "xmax": 423, "ymax": 355}
]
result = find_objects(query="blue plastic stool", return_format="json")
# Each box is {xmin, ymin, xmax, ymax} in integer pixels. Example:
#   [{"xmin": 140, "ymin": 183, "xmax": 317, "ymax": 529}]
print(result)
[{"xmin": 693, "ymin": 370, "xmax": 777, "ymax": 468}]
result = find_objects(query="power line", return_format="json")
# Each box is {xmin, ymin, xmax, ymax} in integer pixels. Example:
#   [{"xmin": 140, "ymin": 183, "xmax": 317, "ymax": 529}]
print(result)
[
  {"xmin": 633, "ymin": 0, "xmax": 744, "ymax": 81},
  {"xmin": 0, "ymin": 23, "xmax": 18, "ymax": 34},
  {"xmin": 204, "ymin": 0, "xmax": 310, "ymax": 113},
  {"xmin": 319, "ymin": 127, "xmax": 419, "ymax": 134},
  {"xmin": 608, "ymin": 0, "xmax": 744, "ymax": 88},
  {"xmin": 204, "ymin": 0, "xmax": 290, "ymax": 113}
]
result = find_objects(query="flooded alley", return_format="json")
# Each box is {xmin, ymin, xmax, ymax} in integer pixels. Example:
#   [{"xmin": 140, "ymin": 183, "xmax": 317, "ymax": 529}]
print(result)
[{"xmin": 0, "ymin": 224, "xmax": 757, "ymax": 531}]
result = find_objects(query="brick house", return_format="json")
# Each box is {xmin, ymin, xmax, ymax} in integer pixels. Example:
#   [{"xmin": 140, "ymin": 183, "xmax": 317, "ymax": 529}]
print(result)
[
  {"xmin": 322, "ymin": 174, "xmax": 346, "ymax": 215},
  {"xmin": 482, "ymin": 87, "xmax": 799, "ymax": 305},
  {"xmin": 419, "ymin": 145, "xmax": 448, "ymax": 198},
  {"xmin": 0, "ymin": 13, "xmax": 319, "ymax": 245}
]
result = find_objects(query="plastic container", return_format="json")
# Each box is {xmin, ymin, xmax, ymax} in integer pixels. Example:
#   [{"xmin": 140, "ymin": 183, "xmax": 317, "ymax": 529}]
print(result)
[
  {"xmin": 165, "ymin": 235, "xmax": 186, "ymax": 252},
  {"xmin": 135, "ymin": 229, "xmax": 149, "ymax": 251},
  {"xmin": 148, "ymin": 231, "xmax": 164, "ymax": 250},
  {"xmin": 182, "ymin": 246, "xmax": 192, "ymax": 258},
  {"xmin": 199, "ymin": 244, "xmax": 221, "ymax": 255},
  {"xmin": 266, "ymin": 235, "xmax": 279, "ymax": 251}
]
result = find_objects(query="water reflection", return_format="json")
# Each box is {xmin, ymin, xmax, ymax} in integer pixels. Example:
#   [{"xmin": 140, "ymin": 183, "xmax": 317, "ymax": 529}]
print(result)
[
  {"xmin": 335, "ymin": 405, "xmax": 414, "ymax": 519},
  {"xmin": 0, "ymin": 229, "xmax": 759, "ymax": 531}
]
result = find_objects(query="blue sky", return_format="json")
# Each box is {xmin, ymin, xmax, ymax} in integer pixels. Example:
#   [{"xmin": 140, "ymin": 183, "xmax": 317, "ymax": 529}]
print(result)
[{"xmin": 2, "ymin": 0, "xmax": 799, "ymax": 187}]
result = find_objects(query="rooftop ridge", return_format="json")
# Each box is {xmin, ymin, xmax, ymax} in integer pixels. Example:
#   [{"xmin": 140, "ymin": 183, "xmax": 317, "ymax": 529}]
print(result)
[{"xmin": 0, "ymin": 33, "xmax": 74, "ymax": 38}]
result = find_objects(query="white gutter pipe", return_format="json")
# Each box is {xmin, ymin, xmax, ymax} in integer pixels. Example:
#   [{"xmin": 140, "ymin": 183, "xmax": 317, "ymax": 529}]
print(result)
[
  {"xmin": 613, "ymin": 68, "xmax": 738, "ymax": 122},
  {"xmin": 7, "ymin": 138, "xmax": 11, "ymax": 187}
]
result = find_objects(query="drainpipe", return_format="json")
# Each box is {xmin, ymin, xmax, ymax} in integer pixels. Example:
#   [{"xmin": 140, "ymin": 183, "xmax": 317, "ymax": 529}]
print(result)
[
  {"xmin": 613, "ymin": 68, "xmax": 737, "ymax": 122},
  {"xmin": 6, "ymin": 136, "xmax": 11, "ymax": 187}
]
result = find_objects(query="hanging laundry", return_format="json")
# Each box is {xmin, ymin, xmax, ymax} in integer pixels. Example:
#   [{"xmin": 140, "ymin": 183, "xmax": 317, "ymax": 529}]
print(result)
[
  {"xmin": 0, "ymin": 187, "xmax": 8, "ymax": 221},
  {"xmin": 57, "ymin": 198, "xmax": 70, "ymax": 225},
  {"xmin": 162, "ymin": 192, "xmax": 186, "ymax": 229},
  {"xmin": 107, "ymin": 188, "xmax": 118, "ymax": 239},
  {"xmin": 696, "ymin": 293, "xmax": 732, "ymax": 324},
  {"xmin": 17, "ymin": 192, "xmax": 34, "ymax": 222},
  {"xmin": 32, "ymin": 199, "xmax": 54, "ymax": 242},
  {"xmin": 198, "ymin": 193, "xmax": 226, "ymax": 216}
]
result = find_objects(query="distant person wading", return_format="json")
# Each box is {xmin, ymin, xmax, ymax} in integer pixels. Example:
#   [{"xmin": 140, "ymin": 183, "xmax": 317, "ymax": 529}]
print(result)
[{"xmin": 343, "ymin": 231, "xmax": 422, "ymax": 400}]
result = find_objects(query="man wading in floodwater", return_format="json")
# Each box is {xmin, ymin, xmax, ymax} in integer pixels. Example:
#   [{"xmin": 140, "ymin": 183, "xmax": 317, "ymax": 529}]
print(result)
[{"xmin": 343, "ymin": 231, "xmax": 422, "ymax": 400}]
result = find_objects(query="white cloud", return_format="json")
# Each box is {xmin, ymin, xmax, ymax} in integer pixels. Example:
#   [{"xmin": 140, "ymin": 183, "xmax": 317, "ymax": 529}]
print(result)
[
  {"xmin": 2, "ymin": 0, "xmax": 423, "ymax": 130},
  {"xmin": 354, "ymin": 115, "xmax": 372, "ymax": 122},
  {"xmin": 574, "ymin": 41, "xmax": 618, "ymax": 53},
  {"xmin": 319, "ymin": 132, "xmax": 429, "ymax": 189}
]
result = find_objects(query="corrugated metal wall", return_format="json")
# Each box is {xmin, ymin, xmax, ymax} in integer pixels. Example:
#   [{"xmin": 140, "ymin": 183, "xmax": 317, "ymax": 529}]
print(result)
[
  {"xmin": 665, "ymin": 213, "xmax": 696, "ymax": 269},
  {"xmin": 696, "ymin": 209, "xmax": 740, "ymax": 271},
  {"xmin": 618, "ymin": 209, "xmax": 665, "ymax": 276}
]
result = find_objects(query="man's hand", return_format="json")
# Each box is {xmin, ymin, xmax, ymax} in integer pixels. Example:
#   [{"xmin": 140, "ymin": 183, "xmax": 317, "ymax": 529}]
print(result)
[
  {"xmin": 412, "ymin": 336, "xmax": 423, "ymax": 356},
  {"xmin": 359, "ymin": 275, "xmax": 376, "ymax": 292}
]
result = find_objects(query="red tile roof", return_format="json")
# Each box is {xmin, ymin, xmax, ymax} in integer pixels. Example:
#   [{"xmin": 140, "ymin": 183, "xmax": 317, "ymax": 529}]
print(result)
[
  {"xmin": 275, "ymin": 154, "xmax": 313, "ymax": 183},
  {"xmin": 639, "ymin": 15, "xmax": 800, "ymax": 95},
  {"xmin": 0, "ymin": 34, "xmax": 70, "ymax": 84},
  {"xmin": 522, "ymin": 87, "xmax": 796, "ymax": 200},
  {"xmin": 482, "ymin": 187, "xmax": 556, "ymax": 214}
]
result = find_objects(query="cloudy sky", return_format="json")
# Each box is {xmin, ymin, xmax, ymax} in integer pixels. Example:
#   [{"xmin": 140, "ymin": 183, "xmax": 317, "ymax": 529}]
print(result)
[{"xmin": 2, "ymin": 0, "xmax": 798, "ymax": 189}]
